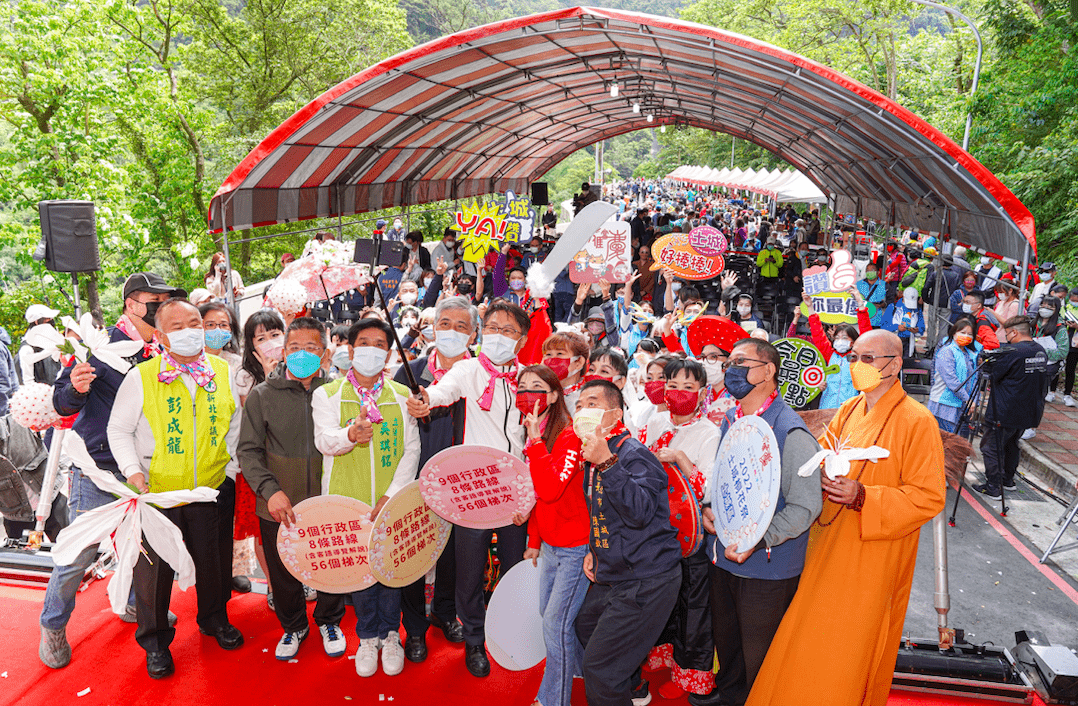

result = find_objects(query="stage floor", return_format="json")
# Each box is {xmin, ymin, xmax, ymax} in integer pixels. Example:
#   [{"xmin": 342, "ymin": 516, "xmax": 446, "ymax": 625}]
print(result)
[{"xmin": 2, "ymin": 483, "xmax": 1075, "ymax": 706}]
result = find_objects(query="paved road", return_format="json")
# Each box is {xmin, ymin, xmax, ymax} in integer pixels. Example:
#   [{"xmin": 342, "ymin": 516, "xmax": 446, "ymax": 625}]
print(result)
[{"xmin": 903, "ymin": 458, "xmax": 1078, "ymax": 651}]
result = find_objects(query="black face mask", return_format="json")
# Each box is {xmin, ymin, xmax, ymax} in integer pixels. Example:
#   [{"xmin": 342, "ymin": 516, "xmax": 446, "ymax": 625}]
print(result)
[
  {"xmin": 457, "ymin": 280, "xmax": 473, "ymax": 295},
  {"xmin": 140, "ymin": 300, "xmax": 162, "ymax": 327}
]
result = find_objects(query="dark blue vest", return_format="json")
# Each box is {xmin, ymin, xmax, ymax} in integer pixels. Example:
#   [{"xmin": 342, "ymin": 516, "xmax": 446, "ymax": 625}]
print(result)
[{"xmin": 710, "ymin": 398, "xmax": 812, "ymax": 581}]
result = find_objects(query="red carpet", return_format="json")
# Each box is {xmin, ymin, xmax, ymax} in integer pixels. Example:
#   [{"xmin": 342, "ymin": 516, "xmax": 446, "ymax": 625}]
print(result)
[
  {"xmin": 0, "ymin": 580, "xmax": 689, "ymax": 706},
  {"xmin": 0, "ymin": 579, "xmax": 1045, "ymax": 706}
]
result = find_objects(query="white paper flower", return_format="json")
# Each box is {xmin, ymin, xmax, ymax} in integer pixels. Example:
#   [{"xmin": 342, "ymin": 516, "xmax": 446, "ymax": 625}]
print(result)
[
  {"xmin": 24, "ymin": 313, "xmax": 144, "ymax": 375},
  {"xmin": 797, "ymin": 428, "xmax": 891, "ymax": 480}
]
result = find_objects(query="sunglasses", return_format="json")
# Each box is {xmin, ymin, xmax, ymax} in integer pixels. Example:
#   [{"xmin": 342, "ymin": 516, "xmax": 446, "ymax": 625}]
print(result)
[{"xmin": 845, "ymin": 353, "xmax": 897, "ymax": 365}]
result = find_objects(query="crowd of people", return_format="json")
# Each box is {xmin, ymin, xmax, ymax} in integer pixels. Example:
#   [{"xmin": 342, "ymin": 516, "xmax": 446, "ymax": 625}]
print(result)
[{"xmin": 0, "ymin": 177, "xmax": 1069, "ymax": 706}]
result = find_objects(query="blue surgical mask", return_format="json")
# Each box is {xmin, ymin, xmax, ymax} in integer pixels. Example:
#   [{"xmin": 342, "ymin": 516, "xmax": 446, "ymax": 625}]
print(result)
[
  {"xmin": 285, "ymin": 350, "xmax": 322, "ymax": 379},
  {"xmin": 723, "ymin": 365, "xmax": 757, "ymax": 400},
  {"xmin": 331, "ymin": 347, "xmax": 350, "ymax": 371},
  {"xmin": 204, "ymin": 328, "xmax": 232, "ymax": 350},
  {"xmin": 422, "ymin": 325, "xmax": 435, "ymax": 340}
]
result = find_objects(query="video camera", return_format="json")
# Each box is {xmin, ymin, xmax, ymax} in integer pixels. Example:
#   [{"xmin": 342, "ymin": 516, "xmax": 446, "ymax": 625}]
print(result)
[{"xmin": 978, "ymin": 345, "xmax": 1010, "ymax": 374}]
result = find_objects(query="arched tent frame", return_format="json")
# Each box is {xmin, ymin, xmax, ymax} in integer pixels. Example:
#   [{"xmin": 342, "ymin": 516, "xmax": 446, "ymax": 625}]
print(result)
[{"xmin": 209, "ymin": 6, "xmax": 1035, "ymax": 264}]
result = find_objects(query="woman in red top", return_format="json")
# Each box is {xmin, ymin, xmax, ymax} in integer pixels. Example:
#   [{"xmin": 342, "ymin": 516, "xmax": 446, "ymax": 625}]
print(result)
[{"xmin": 516, "ymin": 364, "xmax": 589, "ymax": 706}]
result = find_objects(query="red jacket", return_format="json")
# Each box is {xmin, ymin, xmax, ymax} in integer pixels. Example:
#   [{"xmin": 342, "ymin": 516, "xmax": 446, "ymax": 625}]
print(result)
[{"xmin": 526, "ymin": 425, "xmax": 588, "ymax": 550}]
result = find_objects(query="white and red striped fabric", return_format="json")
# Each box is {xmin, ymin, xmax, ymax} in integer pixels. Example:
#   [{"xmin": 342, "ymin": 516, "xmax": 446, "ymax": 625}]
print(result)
[{"xmin": 208, "ymin": 6, "xmax": 1036, "ymax": 261}]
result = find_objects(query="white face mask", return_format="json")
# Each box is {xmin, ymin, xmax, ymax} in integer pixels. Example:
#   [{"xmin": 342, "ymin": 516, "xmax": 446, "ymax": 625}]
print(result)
[
  {"xmin": 737, "ymin": 306, "xmax": 751, "ymax": 317},
  {"xmin": 400, "ymin": 292, "xmax": 417, "ymax": 305},
  {"xmin": 703, "ymin": 360, "xmax": 724, "ymax": 387},
  {"xmin": 166, "ymin": 327, "xmax": 206, "ymax": 357},
  {"xmin": 401, "ymin": 317, "xmax": 418, "ymax": 329},
  {"xmin": 961, "ymin": 303, "xmax": 973, "ymax": 314},
  {"xmin": 423, "ymin": 277, "xmax": 434, "ymax": 289},
  {"xmin": 331, "ymin": 347, "xmax": 350, "ymax": 371},
  {"xmin": 480, "ymin": 333, "xmax": 518, "ymax": 365},
  {"xmin": 1039, "ymin": 308, "xmax": 1054, "ymax": 319},
  {"xmin": 1042, "ymin": 273, "xmax": 1053, "ymax": 282},
  {"xmin": 833, "ymin": 338, "xmax": 852, "ymax": 354},
  {"xmin": 351, "ymin": 347, "xmax": 388, "ymax": 377},
  {"xmin": 435, "ymin": 329, "xmax": 469, "ymax": 358},
  {"xmin": 573, "ymin": 407, "xmax": 608, "ymax": 439}
]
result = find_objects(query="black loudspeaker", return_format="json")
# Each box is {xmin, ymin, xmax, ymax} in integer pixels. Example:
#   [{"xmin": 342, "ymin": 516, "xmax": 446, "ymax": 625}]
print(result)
[
  {"xmin": 531, "ymin": 182, "xmax": 549, "ymax": 206},
  {"xmin": 38, "ymin": 200, "xmax": 100, "ymax": 273},
  {"xmin": 352, "ymin": 238, "xmax": 405, "ymax": 267}
]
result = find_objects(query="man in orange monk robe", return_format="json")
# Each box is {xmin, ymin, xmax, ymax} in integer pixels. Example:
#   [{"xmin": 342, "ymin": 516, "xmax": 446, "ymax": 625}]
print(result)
[{"xmin": 746, "ymin": 330, "xmax": 946, "ymax": 706}]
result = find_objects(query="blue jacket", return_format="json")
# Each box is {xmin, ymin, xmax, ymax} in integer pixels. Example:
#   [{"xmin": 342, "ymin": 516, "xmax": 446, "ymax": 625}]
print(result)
[
  {"xmin": 0, "ymin": 327, "xmax": 17, "ymax": 416},
  {"xmin": 53, "ymin": 327, "xmax": 155, "ymax": 474},
  {"xmin": 586, "ymin": 430, "xmax": 682, "ymax": 583}
]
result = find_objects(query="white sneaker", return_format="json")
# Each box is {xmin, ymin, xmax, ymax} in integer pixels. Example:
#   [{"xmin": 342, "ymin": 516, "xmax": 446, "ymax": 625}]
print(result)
[
  {"xmin": 275, "ymin": 627, "xmax": 309, "ymax": 661},
  {"xmin": 381, "ymin": 631, "xmax": 405, "ymax": 676},
  {"xmin": 1065, "ymin": 395, "xmax": 1076, "ymax": 408},
  {"xmin": 319, "ymin": 623, "xmax": 347, "ymax": 658},
  {"xmin": 303, "ymin": 585, "xmax": 317, "ymax": 602},
  {"xmin": 1046, "ymin": 391, "xmax": 1056, "ymax": 403},
  {"xmin": 1022, "ymin": 428, "xmax": 1037, "ymax": 440},
  {"xmin": 355, "ymin": 638, "xmax": 381, "ymax": 677}
]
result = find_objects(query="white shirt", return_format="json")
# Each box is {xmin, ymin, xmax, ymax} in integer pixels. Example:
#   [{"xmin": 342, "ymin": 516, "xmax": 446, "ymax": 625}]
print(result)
[
  {"xmin": 643, "ymin": 410, "xmax": 721, "ymax": 495},
  {"xmin": 107, "ymin": 356, "xmax": 242, "ymax": 483},
  {"xmin": 425, "ymin": 357, "xmax": 525, "ymax": 459}
]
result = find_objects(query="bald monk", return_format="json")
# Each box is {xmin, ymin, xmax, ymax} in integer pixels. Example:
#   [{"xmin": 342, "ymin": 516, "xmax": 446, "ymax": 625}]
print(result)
[{"xmin": 746, "ymin": 330, "xmax": 946, "ymax": 706}]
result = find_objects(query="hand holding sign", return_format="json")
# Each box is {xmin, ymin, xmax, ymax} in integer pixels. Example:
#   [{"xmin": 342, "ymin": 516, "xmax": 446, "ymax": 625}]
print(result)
[{"xmin": 828, "ymin": 250, "xmax": 857, "ymax": 291}]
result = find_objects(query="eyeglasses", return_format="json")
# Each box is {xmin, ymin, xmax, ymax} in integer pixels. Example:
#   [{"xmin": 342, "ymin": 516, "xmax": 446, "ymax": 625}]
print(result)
[
  {"xmin": 203, "ymin": 321, "xmax": 230, "ymax": 330},
  {"xmin": 285, "ymin": 344, "xmax": 325, "ymax": 354},
  {"xmin": 845, "ymin": 353, "xmax": 896, "ymax": 365},
  {"xmin": 701, "ymin": 353, "xmax": 726, "ymax": 364},
  {"xmin": 722, "ymin": 357, "xmax": 767, "ymax": 371},
  {"xmin": 482, "ymin": 324, "xmax": 521, "ymax": 337}
]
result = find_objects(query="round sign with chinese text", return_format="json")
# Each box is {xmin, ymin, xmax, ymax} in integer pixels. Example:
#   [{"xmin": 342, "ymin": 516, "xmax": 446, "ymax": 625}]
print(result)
[
  {"xmin": 711, "ymin": 416, "xmax": 780, "ymax": 553},
  {"xmin": 276, "ymin": 495, "xmax": 375, "ymax": 593},
  {"xmin": 772, "ymin": 338, "xmax": 828, "ymax": 409},
  {"xmin": 369, "ymin": 481, "xmax": 451, "ymax": 588},
  {"xmin": 419, "ymin": 445, "xmax": 536, "ymax": 530}
]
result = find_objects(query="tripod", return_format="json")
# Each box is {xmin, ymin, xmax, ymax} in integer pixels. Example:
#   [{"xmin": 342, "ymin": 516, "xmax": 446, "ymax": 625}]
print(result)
[{"xmin": 947, "ymin": 369, "xmax": 994, "ymax": 526}]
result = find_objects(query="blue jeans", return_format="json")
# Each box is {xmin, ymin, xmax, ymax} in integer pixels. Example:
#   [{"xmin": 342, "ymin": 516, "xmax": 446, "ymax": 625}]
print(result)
[
  {"xmin": 936, "ymin": 417, "xmax": 957, "ymax": 434},
  {"xmin": 537, "ymin": 543, "xmax": 590, "ymax": 706},
  {"xmin": 40, "ymin": 467, "xmax": 133, "ymax": 630},
  {"xmin": 352, "ymin": 582, "xmax": 401, "ymax": 640}
]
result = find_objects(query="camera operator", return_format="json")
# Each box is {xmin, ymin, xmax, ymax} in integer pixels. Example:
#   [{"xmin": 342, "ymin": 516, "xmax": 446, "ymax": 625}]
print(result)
[{"xmin": 972, "ymin": 316, "xmax": 1048, "ymax": 500}]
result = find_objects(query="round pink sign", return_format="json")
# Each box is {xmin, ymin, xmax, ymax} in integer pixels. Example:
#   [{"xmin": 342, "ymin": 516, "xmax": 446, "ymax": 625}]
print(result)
[
  {"xmin": 688, "ymin": 225, "xmax": 728, "ymax": 257},
  {"xmin": 369, "ymin": 481, "xmax": 452, "ymax": 588},
  {"xmin": 276, "ymin": 495, "xmax": 375, "ymax": 594},
  {"xmin": 419, "ymin": 445, "xmax": 536, "ymax": 530}
]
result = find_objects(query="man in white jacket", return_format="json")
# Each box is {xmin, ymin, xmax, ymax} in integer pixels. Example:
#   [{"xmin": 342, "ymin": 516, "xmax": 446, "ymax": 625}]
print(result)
[
  {"xmin": 312, "ymin": 318, "xmax": 419, "ymax": 679},
  {"xmin": 406, "ymin": 300, "xmax": 529, "ymax": 678}
]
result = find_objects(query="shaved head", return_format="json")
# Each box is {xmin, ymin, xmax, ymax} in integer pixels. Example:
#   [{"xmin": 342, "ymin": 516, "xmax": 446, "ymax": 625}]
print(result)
[{"xmin": 857, "ymin": 329, "xmax": 902, "ymax": 357}]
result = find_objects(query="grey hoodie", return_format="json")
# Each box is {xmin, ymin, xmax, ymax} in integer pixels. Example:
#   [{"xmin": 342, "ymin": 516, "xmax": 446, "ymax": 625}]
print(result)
[{"xmin": 0, "ymin": 327, "xmax": 17, "ymax": 416}]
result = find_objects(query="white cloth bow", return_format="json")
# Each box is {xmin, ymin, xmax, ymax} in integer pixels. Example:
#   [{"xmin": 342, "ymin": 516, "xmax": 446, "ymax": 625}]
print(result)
[
  {"xmin": 51, "ymin": 436, "xmax": 218, "ymax": 615},
  {"xmin": 23, "ymin": 313, "xmax": 144, "ymax": 374}
]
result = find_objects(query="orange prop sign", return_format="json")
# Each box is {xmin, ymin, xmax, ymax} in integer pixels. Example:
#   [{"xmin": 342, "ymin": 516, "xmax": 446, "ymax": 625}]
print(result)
[
  {"xmin": 276, "ymin": 495, "xmax": 375, "ymax": 594},
  {"xmin": 651, "ymin": 233, "xmax": 725, "ymax": 281}
]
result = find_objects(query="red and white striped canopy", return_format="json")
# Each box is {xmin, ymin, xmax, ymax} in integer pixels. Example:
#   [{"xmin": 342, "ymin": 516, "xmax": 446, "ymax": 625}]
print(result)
[{"xmin": 209, "ymin": 6, "xmax": 1036, "ymax": 260}]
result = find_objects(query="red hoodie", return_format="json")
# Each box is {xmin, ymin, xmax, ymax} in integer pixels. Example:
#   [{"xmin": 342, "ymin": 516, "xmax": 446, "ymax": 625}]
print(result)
[{"xmin": 526, "ymin": 425, "xmax": 589, "ymax": 550}]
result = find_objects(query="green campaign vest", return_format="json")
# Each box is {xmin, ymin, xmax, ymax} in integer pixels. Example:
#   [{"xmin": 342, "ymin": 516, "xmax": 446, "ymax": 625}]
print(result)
[
  {"xmin": 323, "ymin": 377, "xmax": 407, "ymax": 505},
  {"xmin": 138, "ymin": 355, "xmax": 235, "ymax": 492}
]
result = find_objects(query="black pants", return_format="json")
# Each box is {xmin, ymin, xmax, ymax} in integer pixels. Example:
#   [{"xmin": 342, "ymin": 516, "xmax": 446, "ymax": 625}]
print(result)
[
  {"xmin": 980, "ymin": 424, "xmax": 1023, "ymax": 490},
  {"xmin": 134, "ymin": 486, "xmax": 228, "ymax": 653},
  {"xmin": 574, "ymin": 566, "xmax": 682, "ymax": 706},
  {"xmin": 1062, "ymin": 348, "xmax": 1078, "ymax": 396},
  {"xmin": 656, "ymin": 545, "xmax": 713, "ymax": 680},
  {"xmin": 709, "ymin": 564, "xmax": 801, "ymax": 705},
  {"xmin": 216, "ymin": 476, "xmax": 235, "ymax": 604},
  {"xmin": 259, "ymin": 518, "xmax": 346, "ymax": 634},
  {"xmin": 401, "ymin": 525, "xmax": 457, "ymax": 637},
  {"xmin": 455, "ymin": 523, "xmax": 526, "ymax": 647}
]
